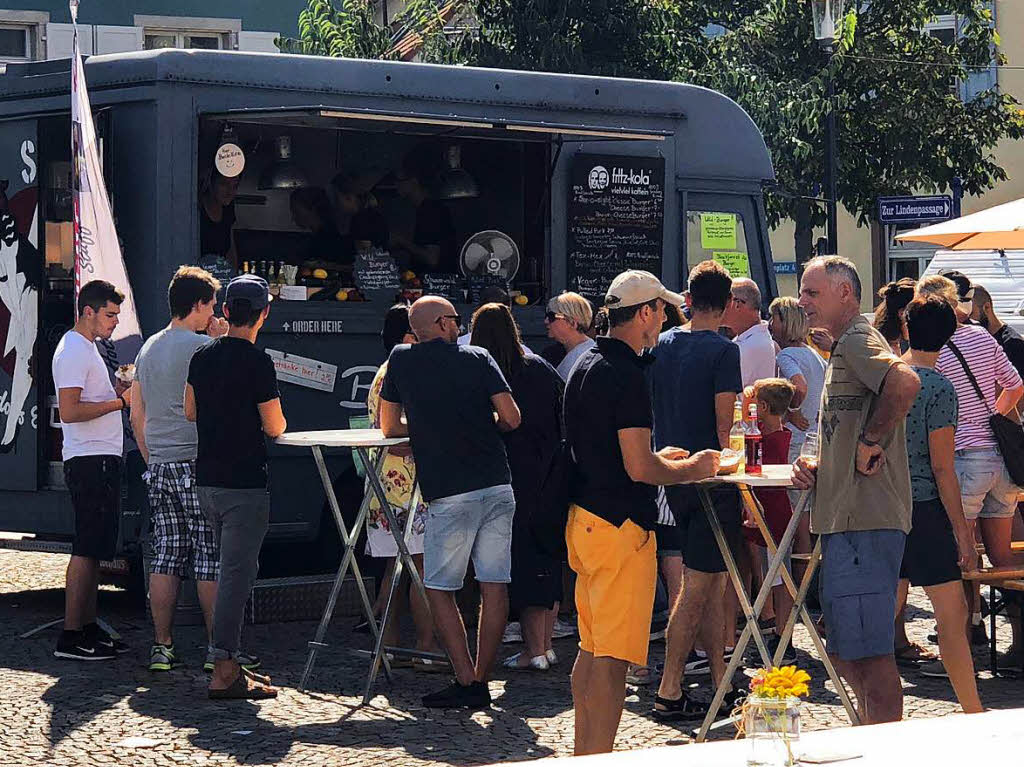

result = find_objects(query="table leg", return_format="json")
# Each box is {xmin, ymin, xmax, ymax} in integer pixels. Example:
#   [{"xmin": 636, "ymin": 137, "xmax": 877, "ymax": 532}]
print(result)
[{"xmin": 299, "ymin": 445, "xmax": 389, "ymax": 692}]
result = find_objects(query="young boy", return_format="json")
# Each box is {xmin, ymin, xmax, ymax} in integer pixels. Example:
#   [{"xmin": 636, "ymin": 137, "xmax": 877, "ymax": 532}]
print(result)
[{"xmin": 743, "ymin": 377, "xmax": 797, "ymax": 662}]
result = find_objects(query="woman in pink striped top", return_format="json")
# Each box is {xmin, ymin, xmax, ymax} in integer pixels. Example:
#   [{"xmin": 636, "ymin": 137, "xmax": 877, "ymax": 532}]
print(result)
[{"xmin": 918, "ymin": 274, "xmax": 1024, "ymax": 660}]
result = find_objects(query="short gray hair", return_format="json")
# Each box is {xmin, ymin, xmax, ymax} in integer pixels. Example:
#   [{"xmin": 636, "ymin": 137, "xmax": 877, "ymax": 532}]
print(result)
[
  {"xmin": 807, "ymin": 255, "xmax": 861, "ymax": 302},
  {"xmin": 732, "ymin": 278, "xmax": 761, "ymax": 308}
]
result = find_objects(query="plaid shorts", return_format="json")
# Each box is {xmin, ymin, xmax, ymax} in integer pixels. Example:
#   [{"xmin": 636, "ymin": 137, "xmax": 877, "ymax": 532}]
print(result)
[{"xmin": 146, "ymin": 460, "xmax": 219, "ymax": 581}]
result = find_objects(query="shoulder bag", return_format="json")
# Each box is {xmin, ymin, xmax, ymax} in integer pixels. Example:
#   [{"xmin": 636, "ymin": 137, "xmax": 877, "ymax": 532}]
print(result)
[{"xmin": 946, "ymin": 340, "xmax": 1024, "ymax": 486}]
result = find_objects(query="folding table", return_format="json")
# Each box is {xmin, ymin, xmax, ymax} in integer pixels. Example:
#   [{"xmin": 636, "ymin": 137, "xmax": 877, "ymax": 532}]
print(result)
[
  {"xmin": 276, "ymin": 428, "xmax": 446, "ymax": 703},
  {"xmin": 693, "ymin": 464, "xmax": 859, "ymax": 742}
]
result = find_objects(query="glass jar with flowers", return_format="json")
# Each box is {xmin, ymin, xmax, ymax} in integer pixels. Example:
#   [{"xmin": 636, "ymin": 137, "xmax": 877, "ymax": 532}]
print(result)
[{"xmin": 741, "ymin": 665, "xmax": 810, "ymax": 766}]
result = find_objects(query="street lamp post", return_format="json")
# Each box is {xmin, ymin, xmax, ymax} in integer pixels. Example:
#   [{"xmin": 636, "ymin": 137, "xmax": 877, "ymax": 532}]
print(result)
[{"xmin": 812, "ymin": 0, "xmax": 845, "ymax": 256}]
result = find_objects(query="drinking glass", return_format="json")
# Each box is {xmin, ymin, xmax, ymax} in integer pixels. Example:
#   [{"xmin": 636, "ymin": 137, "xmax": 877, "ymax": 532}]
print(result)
[{"xmin": 799, "ymin": 432, "xmax": 819, "ymax": 470}]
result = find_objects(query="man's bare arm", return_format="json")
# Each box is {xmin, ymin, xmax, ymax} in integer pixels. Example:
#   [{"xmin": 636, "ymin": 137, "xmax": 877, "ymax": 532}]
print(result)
[
  {"xmin": 129, "ymin": 380, "xmax": 148, "ymax": 463},
  {"xmin": 380, "ymin": 399, "xmax": 408, "ymax": 438},
  {"xmin": 862, "ymin": 362, "xmax": 920, "ymax": 443}
]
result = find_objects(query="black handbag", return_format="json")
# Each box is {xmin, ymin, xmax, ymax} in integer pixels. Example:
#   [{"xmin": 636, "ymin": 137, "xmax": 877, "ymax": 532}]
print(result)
[{"xmin": 946, "ymin": 340, "xmax": 1024, "ymax": 486}]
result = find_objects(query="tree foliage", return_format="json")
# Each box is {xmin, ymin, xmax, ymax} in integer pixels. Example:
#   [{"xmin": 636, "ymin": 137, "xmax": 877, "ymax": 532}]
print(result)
[{"xmin": 283, "ymin": 0, "xmax": 1024, "ymax": 261}]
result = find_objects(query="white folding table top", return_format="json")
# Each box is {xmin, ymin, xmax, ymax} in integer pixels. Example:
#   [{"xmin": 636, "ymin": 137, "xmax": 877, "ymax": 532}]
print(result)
[
  {"xmin": 697, "ymin": 463, "xmax": 795, "ymax": 488},
  {"xmin": 276, "ymin": 429, "xmax": 409, "ymax": 449}
]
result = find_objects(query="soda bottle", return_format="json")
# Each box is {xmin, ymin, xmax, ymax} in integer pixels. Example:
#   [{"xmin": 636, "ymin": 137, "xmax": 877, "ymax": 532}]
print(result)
[
  {"xmin": 729, "ymin": 398, "xmax": 746, "ymax": 473},
  {"xmin": 745, "ymin": 403, "xmax": 763, "ymax": 475}
]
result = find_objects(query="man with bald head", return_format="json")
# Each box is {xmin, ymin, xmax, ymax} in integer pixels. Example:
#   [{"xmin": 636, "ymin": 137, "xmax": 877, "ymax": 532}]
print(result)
[
  {"xmin": 380, "ymin": 295, "xmax": 522, "ymax": 709},
  {"xmin": 722, "ymin": 277, "xmax": 777, "ymax": 387}
]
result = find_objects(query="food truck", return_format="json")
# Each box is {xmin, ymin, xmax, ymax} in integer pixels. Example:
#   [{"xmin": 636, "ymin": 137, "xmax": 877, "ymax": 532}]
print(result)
[{"xmin": 0, "ymin": 49, "xmax": 777, "ymax": 577}]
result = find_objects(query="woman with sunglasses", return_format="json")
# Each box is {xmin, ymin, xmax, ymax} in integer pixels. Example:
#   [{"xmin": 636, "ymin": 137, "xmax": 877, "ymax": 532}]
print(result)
[{"xmin": 545, "ymin": 291, "xmax": 597, "ymax": 381}]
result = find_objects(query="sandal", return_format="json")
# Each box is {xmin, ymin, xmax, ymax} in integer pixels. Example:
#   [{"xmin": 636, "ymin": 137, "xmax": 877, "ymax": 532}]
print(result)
[
  {"xmin": 652, "ymin": 692, "xmax": 708, "ymax": 721},
  {"xmin": 242, "ymin": 667, "xmax": 272, "ymax": 685},
  {"xmin": 209, "ymin": 673, "xmax": 277, "ymax": 700},
  {"xmin": 894, "ymin": 642, "xmax": 937, "ymax": 667},
  {"xmin": 626, "ymin": 665, "xmax": 652, "ymax": 686}
]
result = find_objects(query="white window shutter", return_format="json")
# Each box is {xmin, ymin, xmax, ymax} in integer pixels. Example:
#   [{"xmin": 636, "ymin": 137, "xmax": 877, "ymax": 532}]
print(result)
[
  {"xmin": 46, "ymin": 22, "xmax": 92, "ymax": 60},
  {"xmin": 94, "ymin": 25, "xmax": 143, "ymax": 55},
  {"xmin": 238, "ymin": 31, "xmax": 280, "ymax": 53}
]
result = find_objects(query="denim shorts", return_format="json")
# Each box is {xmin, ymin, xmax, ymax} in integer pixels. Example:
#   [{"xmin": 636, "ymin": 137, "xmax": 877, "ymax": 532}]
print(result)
[
  {"xmin": 955, "ymin": 447, "xmax": 1019, "ymax": 520},
  {"xmin": 820, "ymin": 529, "xmax": 905, "ymax": 662},
  {"xmin": 423, "ymin": 484, "xmax": 515, "ymax": 591}
]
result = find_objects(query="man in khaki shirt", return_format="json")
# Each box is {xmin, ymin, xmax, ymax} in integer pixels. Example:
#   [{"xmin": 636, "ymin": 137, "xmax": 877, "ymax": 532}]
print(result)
[{"xmin": 792, "ymin": 256, "xmax": 920, "ymax": 725}]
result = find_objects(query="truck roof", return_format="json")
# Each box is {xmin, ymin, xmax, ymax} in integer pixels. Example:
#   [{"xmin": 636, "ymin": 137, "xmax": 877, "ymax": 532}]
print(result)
[{"xmin": 0, "ymin": 49, "xmax": 774, "ymax": 184}]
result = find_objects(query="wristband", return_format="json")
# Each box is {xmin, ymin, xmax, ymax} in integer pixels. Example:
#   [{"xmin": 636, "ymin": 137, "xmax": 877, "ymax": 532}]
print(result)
[{"xmin": 118, "ymin": 394, "xmax": 127, "ymax": 411}]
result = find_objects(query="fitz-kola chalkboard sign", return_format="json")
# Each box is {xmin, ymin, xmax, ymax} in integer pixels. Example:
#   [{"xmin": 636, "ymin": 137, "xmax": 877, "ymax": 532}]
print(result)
[{"xmin": 566, "ymin": 154, "xmax": 665, "ymax": 301}]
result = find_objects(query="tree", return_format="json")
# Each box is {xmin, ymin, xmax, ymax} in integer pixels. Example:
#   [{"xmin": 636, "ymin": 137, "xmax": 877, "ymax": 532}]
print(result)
[{"xmin": 689, "ymin": 0, "xmax": 1024, "ymax": 265}]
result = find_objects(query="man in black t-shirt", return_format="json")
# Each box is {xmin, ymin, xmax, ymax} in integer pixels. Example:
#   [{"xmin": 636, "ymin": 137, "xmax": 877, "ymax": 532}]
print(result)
[
  {"xmin": 185, "ymin": 275, "xmax": 287, "ymax": 701},
  {"xmin": 563, "ymin": 270, "xmax": 720, "ymax": 755},
  {"xmin": 380, "ymin": 295, "xmax": 522, "ymax": 709},
  {"xmin": 972, "ymin": 284, "xmax": 1024, "ymax": 383}
]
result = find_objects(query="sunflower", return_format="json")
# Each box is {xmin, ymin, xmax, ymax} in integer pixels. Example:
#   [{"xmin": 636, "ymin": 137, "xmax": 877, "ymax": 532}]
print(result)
[{"xmin": 750, "ymin": 665, "xmax": 810, "ymax": 699}]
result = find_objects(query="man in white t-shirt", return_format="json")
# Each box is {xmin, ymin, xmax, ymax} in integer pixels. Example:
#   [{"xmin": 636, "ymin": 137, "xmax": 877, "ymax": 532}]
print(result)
[
  {"xmin": 52, "ymin": 280, "xmax": 131, "ymax": 661},
  {"xmin": 723, "ymin": 278, "xmax": 777, "ymax": 387}
]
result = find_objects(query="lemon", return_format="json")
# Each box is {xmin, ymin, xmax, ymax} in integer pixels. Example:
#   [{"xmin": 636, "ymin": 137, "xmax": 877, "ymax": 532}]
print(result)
[
  {"xmin": 313, "ymin": 268, "xmax": 329, "ymax": 280},
  {"xmin": 336, "ymin": 289, "xmax": 349, "ymax": 301}
]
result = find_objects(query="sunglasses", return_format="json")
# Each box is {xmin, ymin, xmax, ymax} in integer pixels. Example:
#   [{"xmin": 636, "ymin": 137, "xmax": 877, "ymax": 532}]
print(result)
[
  {"xmin": 545, "ymin": 311, "xmax": 568, "ymax": 323},
  {"xmin": 436, "ymin": 313, "xmax": 461, "ymax": 327}
]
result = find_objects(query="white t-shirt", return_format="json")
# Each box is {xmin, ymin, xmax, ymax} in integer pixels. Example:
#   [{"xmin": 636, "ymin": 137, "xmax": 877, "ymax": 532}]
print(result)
[
  {"xmin": 734, "ymin": 321, "xmax": 777, "ymax": 388},
  {"xmin": 556, "ymin": 337, "xmax": 597, "ymax": 382},
  {"xmin": 52, "ymin": 330, "xmax": 123, "ymax": 460}
]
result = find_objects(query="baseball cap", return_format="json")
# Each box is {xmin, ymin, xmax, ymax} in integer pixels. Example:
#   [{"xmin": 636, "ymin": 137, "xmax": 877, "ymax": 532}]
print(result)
[
  {"xmin": 940, "ymin": 270, "xmax": 974, "ymax": 301},
  {"xmin": 605, "ymin": 270, "xmax": 685, "ymax": 309},
  {"xmin": 224, "ymin": 274, "xmax": 272, "ymax": 311}
]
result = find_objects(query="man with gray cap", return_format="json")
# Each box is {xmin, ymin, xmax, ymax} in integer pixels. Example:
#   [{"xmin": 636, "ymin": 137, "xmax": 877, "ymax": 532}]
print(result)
[
  {"xmin": 563, "ymin": 270, "xmax": 720, "ymax": 755},
  {"xmin": 185, "ymin": 274, "xmax": 287, "ymax": 700}
]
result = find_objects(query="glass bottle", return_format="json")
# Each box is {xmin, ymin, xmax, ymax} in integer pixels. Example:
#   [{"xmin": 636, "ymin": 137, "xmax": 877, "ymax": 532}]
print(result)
[
  {"xmin": 729, "ymin": 398, "xmax": 747, "ymax": 473},
  {"xmin": 745, "ymin": 403, "xmax": 763, "ymax": 475}
]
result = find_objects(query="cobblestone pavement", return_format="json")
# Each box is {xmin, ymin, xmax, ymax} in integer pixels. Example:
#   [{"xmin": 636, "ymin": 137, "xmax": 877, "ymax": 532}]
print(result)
[{"xmin": 2, "ymin": 548, "xmax": 1022, "ymax": 766}]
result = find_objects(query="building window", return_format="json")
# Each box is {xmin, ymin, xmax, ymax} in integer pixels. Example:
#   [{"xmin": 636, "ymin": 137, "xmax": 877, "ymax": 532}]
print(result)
[
  {"xmin": 924, "ymin": 13, "xmax": 961, "ymax": 95},
  {"xmin": 144, "ymin": 30, "xmax": 227, "ymax": 50},
  {"xmin": 0, "ymin": 25, "xmax": 30, "ymax": 61}
]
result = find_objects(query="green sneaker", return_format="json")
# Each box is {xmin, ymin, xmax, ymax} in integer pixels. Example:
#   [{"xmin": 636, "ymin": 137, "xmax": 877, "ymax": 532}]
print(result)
[
  {"xmin": 148, "ymin": 644, "xmax": 182, "ymax": 672},
  {"xmin": 204, "ymin": 648, "xmax": 261, "ymax": 673}
]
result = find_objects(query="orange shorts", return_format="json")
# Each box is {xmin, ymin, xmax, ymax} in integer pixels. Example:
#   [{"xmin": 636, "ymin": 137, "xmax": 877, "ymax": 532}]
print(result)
[{"xmin": 566, "ymin": 505, "xmax": 657, "ymax": 667}]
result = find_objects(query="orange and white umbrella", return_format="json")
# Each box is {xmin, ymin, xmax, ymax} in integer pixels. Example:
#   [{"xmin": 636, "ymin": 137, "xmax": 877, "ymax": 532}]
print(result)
[{"xmin": 895, "ymin": 197, "xmax": 1024, "ymax": 250}]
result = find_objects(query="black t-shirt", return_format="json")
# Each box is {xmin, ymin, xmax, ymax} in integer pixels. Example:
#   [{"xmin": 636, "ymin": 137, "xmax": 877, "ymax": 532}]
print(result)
[
  {"xmin": 413, "ymin": 199, "xmax": 458, "ymax": 273},
  {"xmin": 995, "ymin": 324, "xmax": 1024, "ymax": 381},
  {"xmin": 200, "ymin": 202, "xmax": 235, "ymax": 259},
  {"xmin": 381, "ymin": 339, "xmax": 511, "ymax": 501},
  {"xmin": 563, "ymin": 336, "xmax": 657, "ymax": 529},
  {"xmin": 187, "ymin": 337, "xmax": 280, "ymax": 489},
  {"xmin": 502, "ymin": 355, "xmax": 564, "ymax": 510}
]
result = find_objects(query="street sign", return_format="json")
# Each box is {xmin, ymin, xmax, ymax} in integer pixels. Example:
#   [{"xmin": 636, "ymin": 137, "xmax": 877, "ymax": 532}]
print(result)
[
  {"xmin": 877, "ymin": 195, "xmax": 953, "ymax": 225},
  {"xmin": 773, "ymin": 262, "xmax": 798, "ymax": 275}
]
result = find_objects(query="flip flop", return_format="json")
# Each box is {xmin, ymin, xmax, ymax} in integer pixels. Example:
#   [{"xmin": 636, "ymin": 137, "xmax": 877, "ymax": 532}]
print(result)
[
  {"xmin": 894, "ymin": 642, "xmax": 937, "ymax": 667},
  {"xmin": 209, "ymin": 673, "xmax": 277, "ymax": 700}
]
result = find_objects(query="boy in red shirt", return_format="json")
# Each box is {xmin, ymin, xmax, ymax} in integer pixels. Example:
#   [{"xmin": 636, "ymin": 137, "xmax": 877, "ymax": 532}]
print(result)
[{"xmin": 743, "ymin": 378, "xmax": 797, "ymax": 661}]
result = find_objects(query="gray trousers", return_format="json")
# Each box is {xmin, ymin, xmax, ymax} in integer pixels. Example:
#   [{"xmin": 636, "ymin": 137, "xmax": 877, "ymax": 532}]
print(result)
[{"xmin": 199, "ymin": 486, "xmax": 270, "ymax": 661}]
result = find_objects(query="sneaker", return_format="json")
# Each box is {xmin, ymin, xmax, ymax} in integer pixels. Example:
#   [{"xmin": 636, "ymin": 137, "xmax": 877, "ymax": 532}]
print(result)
[
  {"xmin": 422, "ymin": 680, "xmax": 491, "ymax": 709},
  {"xmin": 149, "ymin": 644, "xmax": 183, "ymax": 672},
  {"xmin": 502, "ymin": 621, "xmax": 523, "ymax": 644},
  {"xmin": 919, "ymin": 659, "xmax": 949, "ymax": 678},
  {"xmin": 649, "ymin": 614, "xmax": 668, "ymax": 641},
  {"xmin": 204, "ymin": 649, "xmax": 262, "ymax": 673},
  {"xmin": 766, "ymin": 634, "xmax": 797, "ymax": 665},
  {"xmin": 84, "ymin": 623, "xmax": 129, "ymax": 655},
  {"xmin": 546, "ymin": 649, "xmax": 559, "ymax": 666},
  {"xmin": 501, "ymin": 652, "xmax": 550, "ymax": 671},
  {"xmin": 996, "ymin": 648, "xmax": 1024, "ymax": 670},
  {"xmin": 54, "ymin": 632, "xmax": 116, "ymax": 661},
  {"xmin": 552, "ymin": 618, "xmax": 577, "ymax": 639},
  {"xmin": 970, "ymin": 622, "xmax": 989, "ymax": 646}
]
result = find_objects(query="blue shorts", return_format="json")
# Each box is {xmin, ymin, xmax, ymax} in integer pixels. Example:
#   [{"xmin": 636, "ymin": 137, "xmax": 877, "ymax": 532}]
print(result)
[
  {"xmin": 423, "ymin": 484, "xmax": 515, "ymax": 590},
  {"xmin": 820, "ymin": 529, "xmax": 906, "ymax": 662}
]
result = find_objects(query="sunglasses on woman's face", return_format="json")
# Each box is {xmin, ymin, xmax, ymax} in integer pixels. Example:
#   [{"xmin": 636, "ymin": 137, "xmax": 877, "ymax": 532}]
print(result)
[{"xmin": 545, "ymin": 311, "xmax": 568, "ymax": 324}]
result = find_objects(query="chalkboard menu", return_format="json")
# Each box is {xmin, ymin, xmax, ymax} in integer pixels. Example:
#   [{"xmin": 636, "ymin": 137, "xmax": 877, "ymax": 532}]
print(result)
[
  {"xmin": 354, "ymin": 249, "xmax": 400, "ymax": 293},
  {"xmin": 468, "ymin": 274, "xmax": 508, "ymax": 304},
  {"xmin": 566, "ymin": 154, "xmax": 665, "ymax": 300},
  {"xmin": 423, "ymin": 272, "xmax": 463, "ymax": 302}
]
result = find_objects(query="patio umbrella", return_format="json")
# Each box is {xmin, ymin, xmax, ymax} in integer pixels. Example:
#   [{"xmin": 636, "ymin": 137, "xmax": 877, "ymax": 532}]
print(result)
[{"xmin": 895, "ymin": 197, "xmax": 1024, "ymax": 250}]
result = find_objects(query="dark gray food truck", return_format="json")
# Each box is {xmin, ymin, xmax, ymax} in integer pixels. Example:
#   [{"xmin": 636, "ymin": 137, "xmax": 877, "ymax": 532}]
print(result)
[{"xmin": 0, "ymin": 50, "xmax": 776, "ymax": 579}]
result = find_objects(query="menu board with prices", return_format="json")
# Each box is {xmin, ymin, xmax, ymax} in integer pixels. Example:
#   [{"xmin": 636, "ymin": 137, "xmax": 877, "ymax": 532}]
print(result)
[
  {"xmin": 566, "ymin": 154, "xmax": 666, "ymax": 300},
  {"xmin": 422, "ymin": 272, "xmax": 463, "ymax": 302},
  {"xmin": 468, "ymin": 274, "xmax": 509, "ymax": 304},
  {"xmin": 354, "ymin": 249, "xmax": 400, "ymax": 295}
]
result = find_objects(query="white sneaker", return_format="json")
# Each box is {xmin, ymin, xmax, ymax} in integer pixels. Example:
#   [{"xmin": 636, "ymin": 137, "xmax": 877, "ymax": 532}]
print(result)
[
  {"xmin": 502, "ymin": 652, "xmax": 550, "ymax": 671},
  {"xmin": 502, "ymin": 621, "xmax": 523, "ymax": 644},
  {"xmin": 546, "ymin": 648, "xmax": 559, "ymax": 666},
  {"xmin": 552, "ymin": 618, "xmax": 578, "ymax": 639}
]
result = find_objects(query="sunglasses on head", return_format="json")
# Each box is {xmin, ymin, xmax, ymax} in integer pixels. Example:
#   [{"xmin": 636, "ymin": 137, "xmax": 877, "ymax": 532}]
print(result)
[{"xmin": 545, "ymin": 311, "xmax": 568, "ymax": 323}]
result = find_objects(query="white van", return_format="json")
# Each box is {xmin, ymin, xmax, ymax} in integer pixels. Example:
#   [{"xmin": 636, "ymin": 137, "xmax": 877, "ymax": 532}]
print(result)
[{"xmin": 923, "ymin": 249, "xmax": 1024, "ymax": 334}]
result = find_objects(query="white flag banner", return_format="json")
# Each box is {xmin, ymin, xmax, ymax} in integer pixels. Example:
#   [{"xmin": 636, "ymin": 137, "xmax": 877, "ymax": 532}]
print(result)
[{"xmin": 70, "ymin": 0, "xmax": 141, "ymax": 366}]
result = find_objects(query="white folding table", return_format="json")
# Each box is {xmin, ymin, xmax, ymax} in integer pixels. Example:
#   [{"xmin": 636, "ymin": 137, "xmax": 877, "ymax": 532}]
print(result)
[
  {"xmin": 693, "ymin": 465, "xmax": 859, "ymax": 741},
  {"xmin": 276, "ymin": 428, "xmax": 445, "ymax": 703}
]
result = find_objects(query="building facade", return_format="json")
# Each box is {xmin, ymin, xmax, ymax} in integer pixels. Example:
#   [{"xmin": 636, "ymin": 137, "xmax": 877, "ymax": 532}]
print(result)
[
  {"xmin": 769, "ymin": 3, "xmax": 1024, "ymax": 309},
  {"xmin": 0, "ymin": 1, "xmax": 307, "ymax": 60}
]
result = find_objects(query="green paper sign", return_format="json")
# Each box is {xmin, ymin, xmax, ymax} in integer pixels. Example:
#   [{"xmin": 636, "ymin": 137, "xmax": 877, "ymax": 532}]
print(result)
[
  {"xmin": 713, "ymin": 251, "xmax": 750, "ymax": 278},
  {"xmin": 700, "ymin": 213, "xmax": 737, "ymax": 250}
]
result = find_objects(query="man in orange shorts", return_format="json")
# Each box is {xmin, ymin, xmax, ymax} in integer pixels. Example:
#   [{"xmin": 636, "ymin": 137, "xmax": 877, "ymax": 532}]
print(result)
[{"xmin": 563, "ymin": 270, "xmax": 721, "ymax": 755}]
